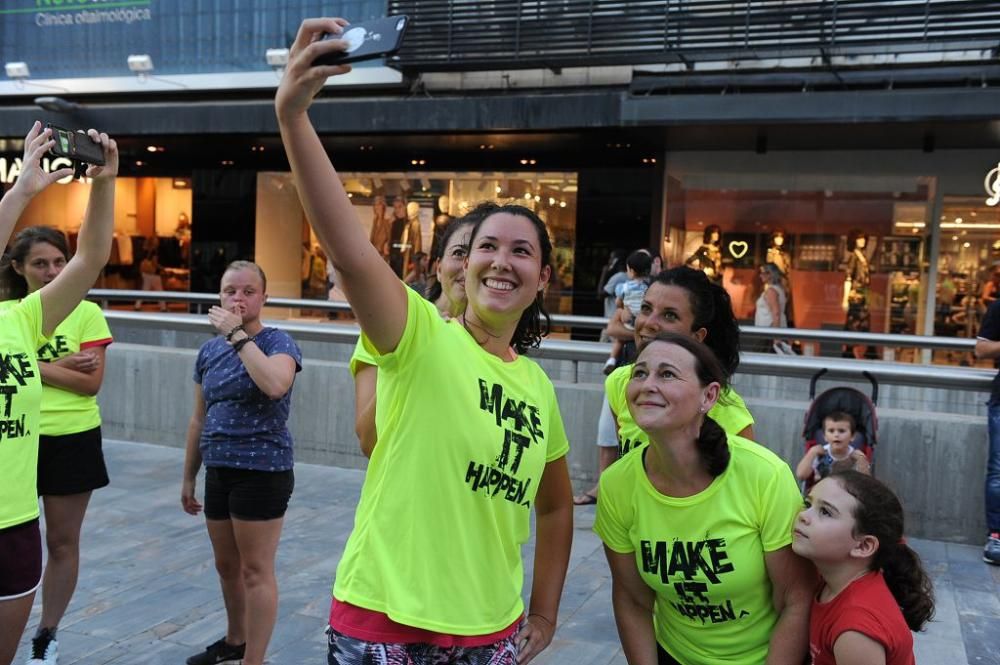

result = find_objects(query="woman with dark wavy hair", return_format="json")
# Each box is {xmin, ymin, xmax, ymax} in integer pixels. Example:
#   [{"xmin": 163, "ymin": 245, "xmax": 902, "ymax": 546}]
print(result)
[
  {"xmin": 794, "ymin": 471, "xmax": 934, "ymax": 664},
  {"xmin": 276, "ymin": 18, "xmax": 572, "ymax": 665},
  {"xmin": 595, "ymin": 332, "xmax": 812, "ymax": 665},
  {"xmin": 605, "ymin": 266, "xmax": 754, "ymax": 458}
]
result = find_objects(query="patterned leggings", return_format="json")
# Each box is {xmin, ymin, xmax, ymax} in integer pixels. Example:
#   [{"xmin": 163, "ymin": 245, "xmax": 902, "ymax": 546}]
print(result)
[{"xmin": 327, "ymin": 627, "xmax": 519, "ymax": 665}]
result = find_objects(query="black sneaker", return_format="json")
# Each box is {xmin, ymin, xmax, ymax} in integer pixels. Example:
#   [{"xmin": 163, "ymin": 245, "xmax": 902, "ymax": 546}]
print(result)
[{"xmin": 185, "ymin": 638, "xmax": 245, "ymax": 665}]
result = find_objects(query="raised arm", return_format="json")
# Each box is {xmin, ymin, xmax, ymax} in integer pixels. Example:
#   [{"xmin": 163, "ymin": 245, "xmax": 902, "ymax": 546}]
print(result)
[
  {"xmin": 275, "ymin": 18, "xmax": 407, "ymax": 354},
  {"xmin": 38, "ymin": 129, "xmax": 117, "ymax": 336}
]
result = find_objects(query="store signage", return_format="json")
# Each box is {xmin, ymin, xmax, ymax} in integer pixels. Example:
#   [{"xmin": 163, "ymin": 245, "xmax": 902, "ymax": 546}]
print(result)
[
  {"xmin": 0, "ymin": 156, "xmax": 74, "ymax": 185},
  {"xmin": 728, "ymin": 240, "xmax": 749, "ymax": 259},
  {"xmin": 986, "ymin": 162, "xmax": 1000, "ymax": 207},
  {"xmin": 0, "ymin": 1, "xmax": 153, "ymax": 28}
]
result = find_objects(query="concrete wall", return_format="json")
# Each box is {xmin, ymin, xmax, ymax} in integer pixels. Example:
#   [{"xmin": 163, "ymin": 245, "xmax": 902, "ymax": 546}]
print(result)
[{"xmin": 99, "ymin": 332, "xmax": 990, "ymax": 544}]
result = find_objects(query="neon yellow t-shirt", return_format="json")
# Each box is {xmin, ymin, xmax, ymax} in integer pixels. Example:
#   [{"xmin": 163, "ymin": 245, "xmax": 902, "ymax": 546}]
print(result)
[
  {"xmin": 606, "ymin": 363, "xmax": 754, "ymax": 456},
  {"xmin": 349, "ymin": 336, "xmax": 376, "ymax": 376},
  {"xmin": 0, "ymin": 292, "xmax": 46, "ymax": 529},
  {"xmin": 594, "ymin": 435, "xmax": 802, "ymax": 665},
  {"xmin": 1, "ymin": 300, "xmax": 112, "ymax": 436},
  {"xmin": 333, "ymin": 287, "xmax": 570, "ymax": 634}
]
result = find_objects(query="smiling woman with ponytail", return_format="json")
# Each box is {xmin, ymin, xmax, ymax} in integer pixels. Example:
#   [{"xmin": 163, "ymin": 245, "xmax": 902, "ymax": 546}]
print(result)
[{"xmin": 594, "ymin": 332, "xmax": 813, "ymax": 665}]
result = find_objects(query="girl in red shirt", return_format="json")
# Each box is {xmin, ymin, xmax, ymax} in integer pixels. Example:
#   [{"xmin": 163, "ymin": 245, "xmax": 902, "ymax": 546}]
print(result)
[{"xmin": 793, "ymin": 471, "xmax": 934, "ymax": 665}]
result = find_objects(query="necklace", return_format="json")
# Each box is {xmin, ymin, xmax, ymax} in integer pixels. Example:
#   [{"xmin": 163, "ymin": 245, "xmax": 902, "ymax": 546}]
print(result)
[{"xmin": 459, "ymin": 315, "xmax": 516, "ymax": 361}]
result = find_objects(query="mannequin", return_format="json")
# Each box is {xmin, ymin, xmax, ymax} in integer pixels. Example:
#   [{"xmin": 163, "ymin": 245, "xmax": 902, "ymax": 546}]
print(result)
[
  {"xmin": 368, "ymin": 195, "xmax": 391, "ymax": 260},
  {"xmin": 387, "ymin": 196, "xmax": 409, "ymax": 277},
  {"xmin": 401, "ymin": 201, "xmax": 423, "ymax": 276},
  {"xmin": 843, "ymin": 229, "xmax": 872, "ymax": 358},
  {"xmin": 685, "ymin": 224, "xmax": 723, "ymax": 284},
  {"xmin": 766, "ymin": 229, "xmax": 795, "ymax": 327}
]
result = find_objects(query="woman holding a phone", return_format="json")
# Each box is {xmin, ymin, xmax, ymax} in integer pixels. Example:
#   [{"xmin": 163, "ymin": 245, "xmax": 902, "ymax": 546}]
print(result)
[
  {"xmin": 0, "ymin": 122, "xmax": 116, "ymax": 665},
  {"xmin": 276, "ymin": 18, "xmax": 573, "ymax": 665}
]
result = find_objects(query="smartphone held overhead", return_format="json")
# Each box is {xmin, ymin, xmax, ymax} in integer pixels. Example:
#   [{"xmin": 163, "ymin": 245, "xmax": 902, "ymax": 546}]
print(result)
[
  {"xmin": 45, "ymin": 124, "xmax": 105, "ymax": 166},
  {"xmin": 313, "ymin": 15, "xmax": 408, "ymax": 66}
]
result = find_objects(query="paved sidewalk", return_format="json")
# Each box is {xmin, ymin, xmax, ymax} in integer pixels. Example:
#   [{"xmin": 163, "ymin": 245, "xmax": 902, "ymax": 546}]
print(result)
[{"xmin": 13, "ymin": 440, "xmax": 1000, "ymax": 664}]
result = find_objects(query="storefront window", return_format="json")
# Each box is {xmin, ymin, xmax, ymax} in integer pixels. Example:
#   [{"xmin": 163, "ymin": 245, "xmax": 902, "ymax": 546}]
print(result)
[
  {"xmin": 663, "ymin": 174, "xmax": 933, "ymax": 358},
  {"xmin": 932, "ymin": 197, "xmax": 1000, "ymax": 364},
  {"xmin": 256, "ymin": 171, "xmax": 578, "ymax": 318},
  {"xmin": 2, "ymin": 175, "xmax": 192, "ymax": 307}
]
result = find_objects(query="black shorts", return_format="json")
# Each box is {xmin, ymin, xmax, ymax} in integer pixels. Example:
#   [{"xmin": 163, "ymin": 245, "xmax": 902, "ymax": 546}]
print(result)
[
  {"xmin": 0, "ymin": 518, "xmax": 42, "ymax": 600},
  {"xmin": 37, "ymin": 426, "xmax": 110, "ymax": 496},
  {"xmin": 204, "ymin": 466, "xmax": 294, "ymax": 521}
]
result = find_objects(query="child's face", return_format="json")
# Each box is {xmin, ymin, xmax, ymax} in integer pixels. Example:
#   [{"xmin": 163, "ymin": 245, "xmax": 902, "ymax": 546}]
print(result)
[
  {"xmin": 792, "ymin": 478, "xmax": 862, "ymax": 563},
  {"xmin": 824, "ymin": 418, "xmax": 854, "ymax": 456}
]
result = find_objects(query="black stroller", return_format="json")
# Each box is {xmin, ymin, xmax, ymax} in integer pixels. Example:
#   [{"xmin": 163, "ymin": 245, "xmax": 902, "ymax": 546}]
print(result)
[{"xmin": 800, "ymin": 369, "xmax": 879, "ymax": 494}]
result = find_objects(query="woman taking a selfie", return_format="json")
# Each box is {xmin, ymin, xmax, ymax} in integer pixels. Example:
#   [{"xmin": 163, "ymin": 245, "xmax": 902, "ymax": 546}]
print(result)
[
  {"xmin": 0, "ymin": 123, "xmax": 116, "ymax": 665},
  {"xmin": 276, "ymin": 18, "xmax": 573, "ymax": 665}
]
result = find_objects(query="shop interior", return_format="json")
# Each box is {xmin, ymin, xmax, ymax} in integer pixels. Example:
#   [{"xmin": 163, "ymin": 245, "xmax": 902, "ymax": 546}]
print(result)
[
  {"xmin": 662, "ymin": 180, "xmax": 938, "ymax": 358},
  {"xmin": 7, "ymin": 175, "xmax": 192, "ymax": 307},
  {"xmin": 256, "ymin": 170, "xmax": 578, "ymax": 318}
]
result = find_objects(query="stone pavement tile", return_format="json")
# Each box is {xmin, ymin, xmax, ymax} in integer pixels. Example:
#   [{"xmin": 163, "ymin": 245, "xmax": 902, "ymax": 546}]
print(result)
[
  {"xmin": 910, "ymin": 537, "xmax": 948, "ymax": 563},
  {"xmin": 14, "ymin": 440, "xmax": 1000, "ymax": 665},
  {"xmin": 960, "ymin": 615, "xmax": 1000, "ymax": 665},
  {"xmin": 948, "ymin": 561, "xmax": 997, "ymax": 592},
  {"xmin": 948, "ymin": 542, "xmax": 989, "ymax": 564},
  {"xmin": 532, "ymin": 638, "xmax": 622, "ymax": 665},
  {"xmin": 913, "ymin": 635, "xmax": 968, "ymax": 665},
  {"xmin": 956, "ymin": 588, "xmax": 1000, "ymax": 619}
]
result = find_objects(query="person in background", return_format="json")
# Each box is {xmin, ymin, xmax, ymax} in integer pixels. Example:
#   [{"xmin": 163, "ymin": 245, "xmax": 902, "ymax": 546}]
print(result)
[
  {"xmin": 404, "ymin": 251, "xmax": 429, "ymax": 298},
  {"xmin": 974, "ymin": 301, "xmax": 1000, "ymax": 565},
  {"xmin": 1, "ymin": 226, "xmax": 114, "ymax": 665},
  {"xmin": 604, "ymin": 250, "xmax": 653, "ymax": 375},
  {"xmin": 0, "ymin": 122, "xmax": 116, "ymax": 665},
  {"xmin": 181, "ymin": 261, "xmax": 302, "ymax": 665},
  {"xmin": 604, "ymin": 266, "xmax": 755, "ymax": 458}
]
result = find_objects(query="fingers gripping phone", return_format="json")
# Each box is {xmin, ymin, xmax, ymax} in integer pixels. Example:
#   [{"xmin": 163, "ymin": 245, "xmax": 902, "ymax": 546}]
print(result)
[
  {"xmin": 313, "ymin": 15, "xmax": 409, "ymax": 66},
  {"xmin": 46, "ymin": 125, "xmax": 105, "ymax": 180}
]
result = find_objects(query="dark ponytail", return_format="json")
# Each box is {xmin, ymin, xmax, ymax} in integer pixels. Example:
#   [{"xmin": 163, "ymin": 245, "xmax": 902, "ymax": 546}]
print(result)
[
  {"xmin": 833, "ymin": 471, "xmax": 935, "ymax": 631},
  {"xmin": 653, "ymin": 266, "xmax": 741, "ymax": 378},
  {"xmin": 0, "ymin": 226, "xmax": 70, "ymax": 300},
  {"xmin": 467, "ymin": 203, "xmax": 552, "ymax": 354},
  {"xmin": 638, "ymin": 331, "xmax": 731, "ymax": 476}
]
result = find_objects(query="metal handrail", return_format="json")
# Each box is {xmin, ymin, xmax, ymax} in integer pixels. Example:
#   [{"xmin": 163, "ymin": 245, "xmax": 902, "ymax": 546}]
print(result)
[
  {"xmin": 93, "ymin": 289, "xmax": 977, "ymax": 351},
  {"xmin": 105, "ymin": 310, "xmax": 992, "ymax": 392}
]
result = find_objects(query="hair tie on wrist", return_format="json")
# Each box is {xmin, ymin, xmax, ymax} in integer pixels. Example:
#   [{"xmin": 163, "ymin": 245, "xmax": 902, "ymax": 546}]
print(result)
[{"xmin": 528, "ymin": 613, "xmax": 554, "ymax": 627}]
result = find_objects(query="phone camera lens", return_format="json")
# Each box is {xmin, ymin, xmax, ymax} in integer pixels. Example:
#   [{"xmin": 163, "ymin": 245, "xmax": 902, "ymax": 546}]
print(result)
[{"xmin": 396, "ymin": 18, "xmax": 405, "ymax": 31}]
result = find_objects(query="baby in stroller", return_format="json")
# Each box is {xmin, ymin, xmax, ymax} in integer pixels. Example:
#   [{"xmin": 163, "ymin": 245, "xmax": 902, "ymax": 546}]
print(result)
[{"xmin": 795, "ymin": 410, "xmax": 871, "ymax": 489}]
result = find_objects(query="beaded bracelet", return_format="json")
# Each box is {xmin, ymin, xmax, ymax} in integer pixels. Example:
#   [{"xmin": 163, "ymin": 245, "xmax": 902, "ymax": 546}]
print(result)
[{"xmin": 225, "ymin": 324, "xmax": 245, "ymax": 341}]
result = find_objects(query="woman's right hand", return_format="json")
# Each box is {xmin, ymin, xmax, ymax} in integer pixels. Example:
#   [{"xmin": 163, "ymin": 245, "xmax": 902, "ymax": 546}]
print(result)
[
  {"xmin": 275, "ymin": 18, "xmax": 353, "ymax": 121},
  {"xmin": 181, "ymin": 478, "xmax": 202, "ymax": 515},
  {"xmin": 12, "ymin": 122, "xmax": 74, "ymax": 198}
]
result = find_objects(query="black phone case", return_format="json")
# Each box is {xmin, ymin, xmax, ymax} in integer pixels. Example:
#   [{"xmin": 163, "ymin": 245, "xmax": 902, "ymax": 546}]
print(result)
[
  {"xmin": 313, "ymin": 15, "xmax": 408, "ymax": 66},
  {"xmin": 46, "ymin": 124, "xmax": 105, "ymax": 166}
]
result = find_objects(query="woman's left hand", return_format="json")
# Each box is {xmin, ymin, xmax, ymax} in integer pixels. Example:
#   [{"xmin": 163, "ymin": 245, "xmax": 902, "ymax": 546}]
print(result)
[
  {"xmin": 208, "ymin": 305, "xmax": 244, "ymax": 337},
  {"xmin": 515, "ymin": 614, "xmax": 555, "ymax": 664}
]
